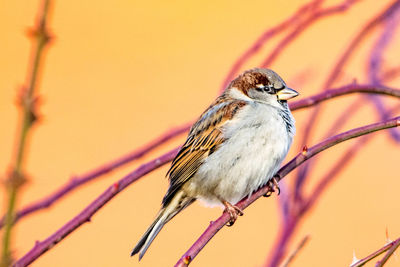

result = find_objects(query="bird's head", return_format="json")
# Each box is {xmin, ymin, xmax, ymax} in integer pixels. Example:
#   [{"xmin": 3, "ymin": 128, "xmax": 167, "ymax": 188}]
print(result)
[{"xmin": 228, "ymin": 68, "xmax": 299, "ymax": 108}]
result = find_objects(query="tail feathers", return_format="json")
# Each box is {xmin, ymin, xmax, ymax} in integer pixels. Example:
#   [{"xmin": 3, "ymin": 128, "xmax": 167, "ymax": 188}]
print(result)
[
  {"xmin": 131, "ymin": 209, "xmax": 166, "ymax": 260},
  {"xmin": 131, "ymin": 191, "xmax": 194, "ymax": 260}
]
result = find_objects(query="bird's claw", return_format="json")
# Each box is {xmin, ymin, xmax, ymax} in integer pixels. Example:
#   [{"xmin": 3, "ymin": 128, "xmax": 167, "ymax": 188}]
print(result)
[
  {"xmin": 263, "ymin": 177, "xmax": 280, "ymax": 197},
  {"xmin": 222, "ymin": 201, "xmax": 243, "ymax": 226}
]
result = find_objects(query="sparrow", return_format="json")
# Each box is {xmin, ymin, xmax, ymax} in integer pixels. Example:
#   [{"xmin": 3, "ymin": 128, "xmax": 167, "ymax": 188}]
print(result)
[{"xmin": 131, "ymin": 68, "xmax": 299, "ymax": 260}]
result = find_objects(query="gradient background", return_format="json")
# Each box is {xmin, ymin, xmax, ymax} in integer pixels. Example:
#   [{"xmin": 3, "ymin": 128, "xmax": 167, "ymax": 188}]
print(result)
[{"xmin": 1, "ymin": 0, "xmax": 400, "ymax": 266}]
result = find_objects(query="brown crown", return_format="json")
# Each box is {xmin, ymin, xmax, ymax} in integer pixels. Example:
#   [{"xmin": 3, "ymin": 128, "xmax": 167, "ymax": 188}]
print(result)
[{"xmin": 227, "ymin": 68, "xmax": 272, "ymax": 96}]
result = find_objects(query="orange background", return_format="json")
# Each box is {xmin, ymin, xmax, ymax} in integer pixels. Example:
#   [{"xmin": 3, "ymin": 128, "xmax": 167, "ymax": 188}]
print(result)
[{"xmin": 1, "ymin": 0, "xmax": 400, "ymax": 266}]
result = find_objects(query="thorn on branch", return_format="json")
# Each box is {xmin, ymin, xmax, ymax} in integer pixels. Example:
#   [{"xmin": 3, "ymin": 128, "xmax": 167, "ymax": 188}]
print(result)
[
  {"xmin": 111, "ymin": 182, "xmax": 119, "ymax": 193},
  {"xmin": 17, "ymin": 87, "xmax": 42, "ymax": 125},
  {"xmin": 5, "ymin": 171, "xmax": 27, "ymax": 189},
  {"xmin": 302, "ymin": 145, "xmax": 308, "ymax": 156},
  {"xmin": 26, "ymin": 26, "xmax": 53, "ymax": 45},
  {"xmin": 183, "ymin": 255, "xmax": 191, "ymax": 265}
]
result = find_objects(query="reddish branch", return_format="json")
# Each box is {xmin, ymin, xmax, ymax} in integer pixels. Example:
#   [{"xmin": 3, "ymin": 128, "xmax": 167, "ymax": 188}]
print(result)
[
  {"xmin": 175, "ymin": 116, "xmax": 400, "ymax": 267},
  {"xmin": 0, "ymin": 123, "xmax": 190, "ymax": 229},
  {"xmin": 11, "ymin": 86, "xmax": 400, "ymax": 266}
]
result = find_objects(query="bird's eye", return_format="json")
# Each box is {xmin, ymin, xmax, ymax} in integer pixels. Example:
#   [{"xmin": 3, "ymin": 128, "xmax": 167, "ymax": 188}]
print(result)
[
  {"xmin": 255, "ymin": 84, "xmax": 265, "ymax": 92},
  {"xmin": 265, "ymin": 85, "xmax": 276, "ymax": 94}
]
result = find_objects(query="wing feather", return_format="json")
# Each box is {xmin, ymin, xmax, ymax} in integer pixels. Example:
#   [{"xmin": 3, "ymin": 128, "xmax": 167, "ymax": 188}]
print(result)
[{"xmin": 162, "ymin": 97, "xmax": 247, "ymax": 206}]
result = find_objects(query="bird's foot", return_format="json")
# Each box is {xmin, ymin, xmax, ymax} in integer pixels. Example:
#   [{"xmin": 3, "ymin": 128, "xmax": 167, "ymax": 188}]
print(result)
[
  {"xmin": 222, "ymin": 200, "xmax": 243, "ymax": 226},
  {"xmin": 263, "ymin": 177, "xmax": 280, "ymax": 197}
]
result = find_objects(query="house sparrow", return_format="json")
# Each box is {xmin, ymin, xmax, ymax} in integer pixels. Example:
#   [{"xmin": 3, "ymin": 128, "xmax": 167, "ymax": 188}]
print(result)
[{"xmin": 131, "ymin": 68, "xmax": 298, "ymax": 260}]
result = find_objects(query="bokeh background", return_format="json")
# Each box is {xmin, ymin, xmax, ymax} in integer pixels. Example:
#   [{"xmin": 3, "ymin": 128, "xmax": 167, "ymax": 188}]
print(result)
[{"xmin": 1, "ymin": 0, "xmax": 400, "ymax": 266}]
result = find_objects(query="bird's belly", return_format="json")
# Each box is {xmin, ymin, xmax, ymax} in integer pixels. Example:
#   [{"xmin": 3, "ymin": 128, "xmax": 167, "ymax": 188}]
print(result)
[{"xmin": 189, "ymin": 120, "xmax": 291, "ymax": 207}]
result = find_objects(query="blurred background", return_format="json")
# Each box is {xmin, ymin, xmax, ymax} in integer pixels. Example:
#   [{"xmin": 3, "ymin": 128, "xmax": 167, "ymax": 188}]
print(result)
[{"xmin": 1, "ymin": 0, "xmax": 400, "ymax": 266}]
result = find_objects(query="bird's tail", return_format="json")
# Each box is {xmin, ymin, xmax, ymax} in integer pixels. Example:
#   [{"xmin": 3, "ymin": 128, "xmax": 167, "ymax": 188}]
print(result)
[{"xmin": 131, "ymin": 191, "xmax": 194, "ymax": 260}]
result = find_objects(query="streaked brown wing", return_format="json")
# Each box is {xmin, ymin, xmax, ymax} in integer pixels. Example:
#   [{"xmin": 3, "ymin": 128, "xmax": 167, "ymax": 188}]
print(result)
[{"xmin": 162, "ymin": 97, "xmax": 247, "ymax": 206}]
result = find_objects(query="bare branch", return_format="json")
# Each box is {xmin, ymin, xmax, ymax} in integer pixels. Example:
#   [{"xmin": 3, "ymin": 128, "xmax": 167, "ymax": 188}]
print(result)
[
  {"xmin": 0, "ymin": 123, "xmax": 190, "ymax": 229},
  {"xmin": 289, "ymin": 83, "xmax": 400, "ymax": 110},
  {"xmin": 375, "ymin": 238, "xmax": 400, "ymax": 267},
  {"xmin": 349, "ymin": 237, "xmax": 400, "ymax": 267}
]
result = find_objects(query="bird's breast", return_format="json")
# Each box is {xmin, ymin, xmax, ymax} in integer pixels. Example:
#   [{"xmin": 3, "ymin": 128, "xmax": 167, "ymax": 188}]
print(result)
[{"xmin": 190, "ymin": 103, "xmax": 294, "ymax": 207}]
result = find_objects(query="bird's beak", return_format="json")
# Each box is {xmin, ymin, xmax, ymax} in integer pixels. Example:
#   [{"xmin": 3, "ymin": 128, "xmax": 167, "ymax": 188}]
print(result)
[{"xmin": 276, "ymin": 87, "xmax": 299, "ymax": 101}]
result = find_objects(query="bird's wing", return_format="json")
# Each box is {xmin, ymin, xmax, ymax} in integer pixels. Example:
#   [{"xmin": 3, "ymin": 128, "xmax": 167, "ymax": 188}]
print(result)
[{"xmin": 162, "ymin": 97, "xmax": 247, "ymax": 205}]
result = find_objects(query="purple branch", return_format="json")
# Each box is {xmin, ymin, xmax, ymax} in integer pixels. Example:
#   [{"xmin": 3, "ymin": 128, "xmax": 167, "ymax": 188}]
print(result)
[
  {"xmin": 13, "ymin": 148, "xmax": 180, "ymax": 267},
  {"xmin": 0, "ymin": 123, "xmax": 190, "ymax": 229},
  {"xmin": 289, "ymin": 83, "xmax": 400, "ymax": 110},
  {"xmin": 350, "ymin": 237, "xmax": 400, "ymax": 267},
  {"xmin": 175, "ymin": 116, "xmax": 400, "ymax": 267},
  {"xmin": 375, "ymin": 238, "xmax": 400, "ymax": 266}
]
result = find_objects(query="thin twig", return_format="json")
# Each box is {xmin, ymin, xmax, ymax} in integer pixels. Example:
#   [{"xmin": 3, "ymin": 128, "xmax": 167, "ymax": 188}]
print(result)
[
  {"xmin": 349, "ymin": 237, "xmax": 400, "ymax": 267},
  {"xmin": 375, "ymin": 238, "xmax": 400, "ymax": 267},
  {"xmin": 289, "ymin": 83, "xmax": 400, "ymax": 110},
  {"xmin": 1, "ymin": 1, "xmax": 52, "ymax": 266},
  {"xmin": 0, "ymin": 123, "xmax": 190, "ymax": 229},
  {"xmin": 175, "ymin": 116, "xmax": 400, "ymax": 267},
  {"xmin": 279, "ymin": 235, "xmax": 310, "ymax": 267}
]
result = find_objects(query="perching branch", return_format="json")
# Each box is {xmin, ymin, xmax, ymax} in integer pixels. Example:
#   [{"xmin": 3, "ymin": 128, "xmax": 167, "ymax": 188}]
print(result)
[
  {"xmin": 1, "ymin": 1, "xmax": 52, "ymax": 266},
  {"xmin": 175, "ymin": 116, "xmax": 400, "ymax": 267}
]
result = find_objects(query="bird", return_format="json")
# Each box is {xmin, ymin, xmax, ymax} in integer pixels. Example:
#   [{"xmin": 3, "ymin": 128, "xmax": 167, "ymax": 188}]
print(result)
[{"xmin": 131, "ymin": 68, "xmax": 299, "ymax": 260}]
